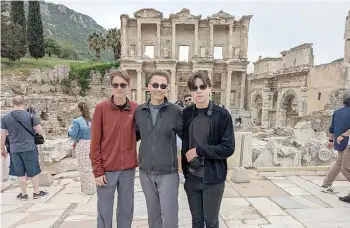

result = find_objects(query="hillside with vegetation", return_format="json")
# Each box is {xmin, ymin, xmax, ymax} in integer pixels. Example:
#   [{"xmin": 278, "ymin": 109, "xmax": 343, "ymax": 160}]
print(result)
[{"xmin": 1, "ymin": 0, "xmax": 113, "ymax": 61}]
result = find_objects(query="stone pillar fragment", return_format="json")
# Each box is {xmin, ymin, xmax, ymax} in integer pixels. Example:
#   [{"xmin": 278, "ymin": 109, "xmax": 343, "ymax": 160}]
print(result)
[
  {"xmin": 172, "ymin": 23, "xmax": 176, "ymax": 59},
  {"xmin": 170, "ymin": 70, "xmax": 176, "ymax": 101},
  {"xmin": 157, "ymin": 22, "xmax": 161, "ymax": 58},
  {"xmin": 209, "ymin": 23, "xmax": 214, "ymax": 57},
  {"xmin": 137, "ymin": 21, "xmax": 142, "ymax": 57},
  {"xmin": 240, "ymin": 72, "xmax": 246, "ymax": 110},
  {"xmin": 194, "ymin": 23, "xmax": 199, "ymax": 56},
  {"xmin": 137, "ymin": 70, "xmax": 142, "ymax": 103},
  {"xmin": 225, "ymin": 70, "xmax": 232, "ymax": 108}
]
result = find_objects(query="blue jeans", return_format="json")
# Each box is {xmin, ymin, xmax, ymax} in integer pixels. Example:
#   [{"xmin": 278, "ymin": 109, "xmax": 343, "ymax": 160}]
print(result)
[{"xmin": 9, "ymin": 149, "xmax": 41, "ymax": 177}]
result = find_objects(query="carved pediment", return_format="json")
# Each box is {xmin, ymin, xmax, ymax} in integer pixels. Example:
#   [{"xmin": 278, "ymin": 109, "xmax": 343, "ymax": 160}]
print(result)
[
  {"xmin": 134, "ymin": 8, "xmax": 163, "ymax": 19},
  {"xmin": 170, "ymin": 8, "xmax": 201, "ymax": 20},
  {"xmin": 209, "ymin": 10, "xmax": 234, "ymax": 20}
]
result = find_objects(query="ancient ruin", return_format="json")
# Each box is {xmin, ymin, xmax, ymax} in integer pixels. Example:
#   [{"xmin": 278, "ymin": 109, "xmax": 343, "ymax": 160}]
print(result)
[
  {"xmin": 119, "ymin": 8, "xmax": 252, "ymax": 115},
  {"xmin": 1, "ymin": 10, "xmax": 350, "ymax": 180}
]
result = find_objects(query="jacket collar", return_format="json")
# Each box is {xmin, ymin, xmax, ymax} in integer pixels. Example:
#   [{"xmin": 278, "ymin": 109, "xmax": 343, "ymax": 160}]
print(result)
[
  {"xmin": 140, "ymin": 96, "xmax": 169, "ymax": 110},
  {"xmin": 110, "ymin": 96, "xmax": 131, "ymax": 110}
]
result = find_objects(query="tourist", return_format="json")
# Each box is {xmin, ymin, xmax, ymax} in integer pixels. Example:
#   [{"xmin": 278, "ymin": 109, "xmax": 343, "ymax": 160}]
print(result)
[
  {"xmin": 90, "ymin": 70, "xmax": 139, "ymax": 228},
  {"xmin": 182, "ymin": 71, "xmax": 234, "ymax": 228},
  {"xmin": 68, "ymin": 102, "xmax": 96, "ymax": 195},
  {"xmin": 135, "ymin": 70, "xmax": 183, "ymax": 228},
  {"xmin": 321, "ymin": 90, "xmax": 350, "ymax": 204},
  {"xmin": 0, "ymin": 95, "xmax": 48, "ymax": 200},
  {"xmin": 184, "ymin": 94, "xmax": 194, "ymax": 108}
]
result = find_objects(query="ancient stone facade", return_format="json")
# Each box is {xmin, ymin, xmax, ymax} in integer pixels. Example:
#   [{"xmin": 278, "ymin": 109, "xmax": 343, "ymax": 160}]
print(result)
[{"xmin": 119, "ymin": 8, "xmax": 252, "ymax": 112}]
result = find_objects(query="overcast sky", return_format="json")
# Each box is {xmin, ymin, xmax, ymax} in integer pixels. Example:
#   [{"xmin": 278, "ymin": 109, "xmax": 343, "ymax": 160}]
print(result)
[{"xmin": 48, "ymin": 0, "xmax": 349, "ymax": 72}]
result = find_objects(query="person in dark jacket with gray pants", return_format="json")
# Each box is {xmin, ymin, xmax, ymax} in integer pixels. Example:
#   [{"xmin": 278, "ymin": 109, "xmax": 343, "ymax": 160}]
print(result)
[
  {"xmin": 182, "ymin": 71, "xmax": 234, "ymax": 228},
  {"xmin": 135, "ymin": 70, "xmax": 183, "ymax": 228}
]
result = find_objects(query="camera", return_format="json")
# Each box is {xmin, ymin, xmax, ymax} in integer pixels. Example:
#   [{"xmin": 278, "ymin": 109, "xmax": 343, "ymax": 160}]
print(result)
[{"xmin": 189, "ymin": 157, "xmax": 203, "ymax": 171}]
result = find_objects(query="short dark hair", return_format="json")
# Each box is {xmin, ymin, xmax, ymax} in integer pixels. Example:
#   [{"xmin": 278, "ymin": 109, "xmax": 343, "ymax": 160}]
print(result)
[
  {"xmin": 109, "ymin": 70, "xmax": 130, "ymax": 85},
  {"xmin": 147, "ymin": 70, "xmax": 170, "ymax": 84},
  {"xmin": 187, "ymin": 71, "xmax": 212, "ymax": 89},
  {"xmin": 184, "ymin": 94, "xmax": 192, "ymax": 99}
]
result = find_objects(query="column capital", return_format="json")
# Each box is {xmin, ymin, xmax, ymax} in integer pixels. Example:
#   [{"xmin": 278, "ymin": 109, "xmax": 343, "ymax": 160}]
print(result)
[{"xmin": 227, "ymin": 70, "xmax": 233, "ymax": 75}]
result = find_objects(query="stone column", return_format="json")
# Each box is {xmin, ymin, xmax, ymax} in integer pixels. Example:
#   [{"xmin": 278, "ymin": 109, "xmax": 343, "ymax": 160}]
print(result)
[
  {"xmin": 239, "ymin": 16, "xmax": 252, "ymax": 59},
  {"xmin": 209, "ymin": 23, "xmax": 214, "ymax": 57},
  {"xmin": 220, "ymin": 72, "xmax": 226, "ymax": 104},
  {"xmin": 240, "ymin": 72, "xmax": 246, "ymax": 110},
  {"xmin": 170, "ymin": 70, "xmax": 176, "ymax": 101},
  {"xmin": 172, "ymin": 22, "xmax": 176, "ymax": 59},
  {"xmin": 225, "ymin": 70, "xmax": 232, "ymax": 108},
  {"xmin": 228, "ymin": 23, "xmax": 233, "ymax": 58},
  {"xmin": 121, "ymin": 16, "xmax": 128, "ymax": 58},
  {"xmin": 137, "ymin": 70, "xmax": 142, "ymax": 103},
  {"xmin": 261, "ymin": 88, "xmax": 270, "ymax": 129},
  {"xmin": 157, "ymin": 22, "xmax": 161, "ymax": 58},
  {"xmin": 194, "ymin": 22, "xmax": 199, "ymax": 56},
  {"xmin": 137, "ymin": 21, "xmax": 142, "ymax": 57},
  {"xmin": 208, "ymin": 70, "xmax": 213, "ymax": 99}
]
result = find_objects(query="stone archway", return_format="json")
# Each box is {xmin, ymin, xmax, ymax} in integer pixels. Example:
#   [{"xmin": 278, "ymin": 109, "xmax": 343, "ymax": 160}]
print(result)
[
  {"xmin": 280, "ymin": 89, "xmax": 299, "ymax": 127},
  {"xmin": 252, "ymin": 91, "xmax": 263, "ymax": 126}
]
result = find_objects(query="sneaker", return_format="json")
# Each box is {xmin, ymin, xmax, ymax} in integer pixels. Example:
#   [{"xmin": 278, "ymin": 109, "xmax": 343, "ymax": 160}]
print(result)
[
  {"xmin": 33, "ymin": 191, "xmax": 48, "ymax": 199},
  {"xmin": 339, "ymin": 195, "xmax": 350, "ymax": 203},
  {"xmin": 16, "ymin": 193, "xmax": 28, "ymax": 201},
  {"xmin": 320, "ymin": 185, "xmax": 335, "ymax": 193}
]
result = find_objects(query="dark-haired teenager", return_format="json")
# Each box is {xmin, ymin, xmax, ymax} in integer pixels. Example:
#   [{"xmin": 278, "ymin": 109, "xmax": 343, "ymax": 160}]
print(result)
[{"xmin": 182, "ymin": 71, "xmax": 235, "ymax": 228}]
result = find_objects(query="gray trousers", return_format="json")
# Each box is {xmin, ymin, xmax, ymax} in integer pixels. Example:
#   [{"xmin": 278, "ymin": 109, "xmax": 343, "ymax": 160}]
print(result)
[
  {"xmin": 97, "ymin": 169, "xmax": 135, "ymax": 228},
  {"xmin": 139, "ymin": 171, "xmax": 179, "ymax": 228}
]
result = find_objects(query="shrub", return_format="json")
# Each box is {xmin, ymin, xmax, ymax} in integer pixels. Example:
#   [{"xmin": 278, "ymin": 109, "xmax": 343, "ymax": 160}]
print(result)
[{"xmin": 69, "ymin": 61, "xmax": 120, "ymax": 96}]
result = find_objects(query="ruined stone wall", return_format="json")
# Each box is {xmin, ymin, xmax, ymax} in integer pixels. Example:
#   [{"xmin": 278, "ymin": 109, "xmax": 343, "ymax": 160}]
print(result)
[
  {"xmin": 253, "ymin": 58, "xmax": 282, "ymax": 74},
  {"xmin": 280, "ymin": 43, "xmax": 314, "ymax": 68},
  {"xmin": 307, "ymin": 61, "xmax": 343, "ymax": 114},
  {"xmin": 1, "ymin": 65, "xmax": 109, "ymax": 138}
]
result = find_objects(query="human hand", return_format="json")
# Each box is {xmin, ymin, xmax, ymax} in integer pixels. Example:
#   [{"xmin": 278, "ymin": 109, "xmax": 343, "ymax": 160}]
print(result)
[
  {"xmin": 327, "ymin": 141, "xmax": 333, "ymax": 149},
  {"xmin": 186, "ymin": 148, "xmax": 198, "ymax": 162},
  {"xmin": 337, "ymin": 136, "xmax": 345, "ymax": 144},
  {"xmin": 95, "ymin": 175, "xmax": 107, "ymax": 186},
  {"xmin": 1, "ymin": 151, "xmax": 7, "ymax": 158}
]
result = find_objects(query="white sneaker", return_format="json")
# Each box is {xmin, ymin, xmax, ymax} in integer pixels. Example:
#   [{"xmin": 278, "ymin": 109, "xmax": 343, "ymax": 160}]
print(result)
[{"xmin": 321, "ymin": 185, "xmax": 335, "ymax": 193}]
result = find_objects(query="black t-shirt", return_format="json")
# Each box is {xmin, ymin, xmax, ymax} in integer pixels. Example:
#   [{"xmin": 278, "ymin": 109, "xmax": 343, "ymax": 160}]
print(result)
[{"xmin": 188, "ymin": 108, "xmax": 210, "ymax": 177}]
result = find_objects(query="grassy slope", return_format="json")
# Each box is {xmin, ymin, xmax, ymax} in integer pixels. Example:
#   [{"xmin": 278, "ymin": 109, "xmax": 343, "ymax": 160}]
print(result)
[{"xmin": 1, "ymin": 57, "xmax": 86, "ymax": 78}]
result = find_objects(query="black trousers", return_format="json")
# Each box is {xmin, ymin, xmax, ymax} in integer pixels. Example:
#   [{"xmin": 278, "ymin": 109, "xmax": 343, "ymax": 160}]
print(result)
[{"xmin": 184, "ymin": 174, "xmax": 225, "ymax": 228}]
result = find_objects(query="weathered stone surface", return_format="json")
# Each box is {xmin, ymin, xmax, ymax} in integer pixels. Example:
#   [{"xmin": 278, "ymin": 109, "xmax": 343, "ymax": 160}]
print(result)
[
  {"xmin": 39, "ymin": 171, "xmax": 54, "ymax": 186},
  {"xmin": 300, "ymin": 139, "xmax": 337, "ymax": 166},
  {"xmin": 231, "ymin": 167, "xmax": 250, "ymax": 183},
  {"xmin": 42, "ymin": 138, "xmax": 74, "ymax": 163},
  {"xmin": 46, "ymin": 157, "xmax": 77, "ymax": 175},
  {"xmin": 274, "ymin": 127, "xmax": 294, "ymax": 137}
]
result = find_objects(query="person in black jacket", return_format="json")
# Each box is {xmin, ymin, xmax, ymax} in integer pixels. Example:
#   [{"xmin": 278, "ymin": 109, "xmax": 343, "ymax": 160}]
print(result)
[{"xmin": 181, "ymin": 71, "xmax": 234, "ymax": 228}]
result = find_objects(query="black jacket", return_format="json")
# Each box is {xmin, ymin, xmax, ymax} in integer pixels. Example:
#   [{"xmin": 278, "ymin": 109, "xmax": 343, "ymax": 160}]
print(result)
[
  {"xmin": 135, "ymin": 98, "xmax": 183, "ymax": 174},
  {"xmin": 181, "ymin": 102, "xmax": 235, "ymax": 184}
]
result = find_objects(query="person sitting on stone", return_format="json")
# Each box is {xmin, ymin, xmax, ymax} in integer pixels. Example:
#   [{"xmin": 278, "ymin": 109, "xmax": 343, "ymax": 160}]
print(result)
[
  {"xmin": 321, "ymin": 90, "xmax": 350, "ymax": 202},
  {"xmin": 1, "ymin": 95, "xmax": 48, "ymax": 200},
  {"xmin": 68, "ymin": 102, "xmax": 96, "ymax": 195}
]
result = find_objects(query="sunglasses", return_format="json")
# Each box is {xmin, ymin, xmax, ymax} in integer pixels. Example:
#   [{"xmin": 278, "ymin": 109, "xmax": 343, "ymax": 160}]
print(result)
[
  {"xmin": 190, "ymin": 84, "xmax": 208, "ymax": 92},
  {"xmin": 111, "ymin": 83, "xmax": 127, "ymax": 89},
  {"xmin": 185, "ymin": 98, "xmax": 193, "ymax": 102},
  {"xmin": 151, "ymin": 83, "xmax": 167, "ymax": 89}
]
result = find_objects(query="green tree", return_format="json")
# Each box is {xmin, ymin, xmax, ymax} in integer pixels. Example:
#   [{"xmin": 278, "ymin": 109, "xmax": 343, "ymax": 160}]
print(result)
[
  {"xmin": 27, "ymin": 1, "xmax": 45, "ymax": 59},
  {"xmin": 87, "ymin": 32, "xmax": 106, "ymax": 61},
  {"xmin": 44, "ymin": 37, "xmax": 61, "ymax": 57},
  {"xmin": 106, "ymin": 28, "xmax": 121, "ymax": 60},
  {"xmin": 1, "ymin": 21, "xmax": 25, "ymax": 61},
  {"xmin": 11, "ymin": 1, "xmax": 26, "ymax": 58},
  {"xmin": 59, "ymin": 44, "xmax": 79, "ymax": 60}
]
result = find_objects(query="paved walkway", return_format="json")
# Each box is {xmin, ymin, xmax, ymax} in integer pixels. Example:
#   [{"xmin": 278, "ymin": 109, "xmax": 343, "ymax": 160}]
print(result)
[{"xmin": 1, "ymin": 170, "xmax": 350, "ymax": 228}]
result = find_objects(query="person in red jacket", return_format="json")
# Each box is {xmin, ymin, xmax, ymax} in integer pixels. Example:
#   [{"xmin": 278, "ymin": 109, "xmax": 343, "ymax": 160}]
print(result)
[{"xmin": 90, "ymin": 70, "xmax": 139, "ymax": 228}]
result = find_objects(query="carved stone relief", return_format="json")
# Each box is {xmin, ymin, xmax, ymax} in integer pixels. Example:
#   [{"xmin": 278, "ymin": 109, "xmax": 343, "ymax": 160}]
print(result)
[{"xmin": 163, "ymin": 46, "xmax": 170, "ymax": 58}]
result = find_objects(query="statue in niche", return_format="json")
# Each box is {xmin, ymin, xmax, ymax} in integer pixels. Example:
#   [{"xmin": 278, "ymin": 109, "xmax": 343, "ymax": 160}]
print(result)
[
  {"xmin": 131, "ymin": 90, "xmax": 136, "ymax": 101},
  {"xmin": 130, "ymin": 45, "xmax": 135, "ymax": 56},
  {"xmin": 234, "ymin": 47, "xmax": 240, "ymax": 57},
  {"xmin": 230, "ymin": 91, "xmax": 235, "ymax": 104},
  {"xmin": 163, "ymin": 46, "xmax": 170, "ymax": 58}
]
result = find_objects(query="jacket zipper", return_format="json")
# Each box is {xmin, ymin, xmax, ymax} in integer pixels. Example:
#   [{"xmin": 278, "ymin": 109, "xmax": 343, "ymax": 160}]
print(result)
[{"xmin": 203, "ymin": 114, "xmax": 213, "ymax": 183}]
